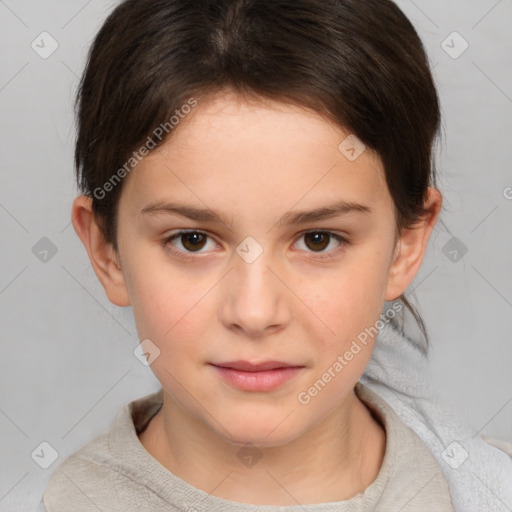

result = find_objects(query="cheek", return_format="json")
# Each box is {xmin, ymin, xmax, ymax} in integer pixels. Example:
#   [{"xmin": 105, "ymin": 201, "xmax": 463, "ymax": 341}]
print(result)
[
  {"xmin": 127, "ymin": 268, "xmax": 211, "ymax": 392},
  {"xmin": 294, "ymin": 265, "xmax": 386, "ymax": 407},
  {"xmin": 300, "ymin": 254, "xmax": 389, "ymax": 342},
  {"xmin": 123, "ymin": 252, "xmax": 205, "ymax": 342}
]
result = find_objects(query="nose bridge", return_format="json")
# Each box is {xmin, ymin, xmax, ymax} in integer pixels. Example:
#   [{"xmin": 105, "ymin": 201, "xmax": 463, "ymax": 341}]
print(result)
[
  {"xmin": 235, "ymin": 234, "xmax": 276, "ymax": 286},
  {"xmin": 221, "ymin": 238, "xmax": 290, "ymax": 335},
  {"xmin": 237, "ymin": 248, "xmax": 275, "ymax": 297}
]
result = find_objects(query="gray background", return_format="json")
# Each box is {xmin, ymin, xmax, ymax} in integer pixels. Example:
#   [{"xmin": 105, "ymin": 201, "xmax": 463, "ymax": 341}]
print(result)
[{"xmin": 0, "ymin": 0, "xmax": 511, "ymax": 510}]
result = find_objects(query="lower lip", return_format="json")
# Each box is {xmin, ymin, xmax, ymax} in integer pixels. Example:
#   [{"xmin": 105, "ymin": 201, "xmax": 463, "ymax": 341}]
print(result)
[{"xmin": 211, "ymin": 365, "xmax": 304, "ymax": 392}]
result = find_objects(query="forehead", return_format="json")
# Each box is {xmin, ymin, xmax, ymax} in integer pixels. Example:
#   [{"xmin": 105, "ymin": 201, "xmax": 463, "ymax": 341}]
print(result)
[{"xmin": 121, "ymin": 92, "xmax": 392, "ymax": 219}]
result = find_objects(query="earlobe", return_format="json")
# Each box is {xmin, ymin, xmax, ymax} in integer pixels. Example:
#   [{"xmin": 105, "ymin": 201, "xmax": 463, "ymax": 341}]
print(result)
[
  {"xmin": 71, "ymin": 195, "xmax": 131, "ymax": 307},
  {"xmin": 384, "ymin": 187, "xmax": 442, "ymax": 301}
]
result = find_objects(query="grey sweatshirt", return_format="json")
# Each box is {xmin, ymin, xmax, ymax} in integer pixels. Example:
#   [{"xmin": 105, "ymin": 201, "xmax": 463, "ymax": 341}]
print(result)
[{"xmin": 43, "ymin": 381, "xmax": 454, "ymax": 511}]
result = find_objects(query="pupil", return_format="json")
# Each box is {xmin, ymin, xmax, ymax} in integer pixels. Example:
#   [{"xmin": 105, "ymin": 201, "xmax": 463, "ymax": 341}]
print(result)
[
  {"xmin": 306, "ymin": 232, "xmax": 329, "ymax": 251},
  {"xmin": 183, "ymin": 232, "xmax": 206, "ymax": 251}
]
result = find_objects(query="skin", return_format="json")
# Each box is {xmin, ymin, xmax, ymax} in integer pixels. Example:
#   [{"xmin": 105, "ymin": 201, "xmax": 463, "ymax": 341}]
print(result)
[{"xmin": 72, "ymin": 91, "xmax": 442, "ymax": 506}]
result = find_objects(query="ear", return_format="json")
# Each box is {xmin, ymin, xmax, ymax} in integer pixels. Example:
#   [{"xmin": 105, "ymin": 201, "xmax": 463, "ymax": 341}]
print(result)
[
  {"xmin": 71, "ymin": 195, "xmax": 131, "ymax": 307},
  {"xmin": 385, "ymin": 187, "xmax": 442, "ymax": 301}
]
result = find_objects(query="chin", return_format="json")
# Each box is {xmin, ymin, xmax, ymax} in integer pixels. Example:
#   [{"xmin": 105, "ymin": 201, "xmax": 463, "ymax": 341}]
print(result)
[{"xmin": 219, "ymin": 422, "xmax": 300, "ymax": 449}]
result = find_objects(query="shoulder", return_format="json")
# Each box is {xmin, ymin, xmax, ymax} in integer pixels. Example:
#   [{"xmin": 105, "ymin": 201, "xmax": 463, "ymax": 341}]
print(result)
[
  {"xmin": 43, "ymin": 390, "xmax": 165, "ymax": 512},
  {"xmin": 355, "ymin": 381, "xmax": 455, "ymax": 510},
  {"xmin": 43, "ymin": 433, "xmax": 112, "ymax": 511}
]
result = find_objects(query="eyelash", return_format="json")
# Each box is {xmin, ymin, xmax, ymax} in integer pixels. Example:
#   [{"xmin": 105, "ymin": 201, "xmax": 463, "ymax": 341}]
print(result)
[{"xmin": 162, "ymin": 229, "xmax": 351, "ymax": 261}]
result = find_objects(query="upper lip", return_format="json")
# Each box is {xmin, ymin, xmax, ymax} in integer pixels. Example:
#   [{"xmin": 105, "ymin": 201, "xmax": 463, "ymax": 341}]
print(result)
[{"xmin": 211, "ymin": 360, "xmax": 303, "ymax": 372}]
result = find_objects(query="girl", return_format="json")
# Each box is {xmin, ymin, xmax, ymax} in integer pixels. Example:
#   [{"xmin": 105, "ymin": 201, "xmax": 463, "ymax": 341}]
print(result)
[{"xmin": 43, "ymin": 0, "xmax": 512, "ymax": 510}]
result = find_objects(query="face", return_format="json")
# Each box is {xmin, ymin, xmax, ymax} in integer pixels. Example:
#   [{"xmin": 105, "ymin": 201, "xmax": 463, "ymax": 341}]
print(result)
[{"xmin": 115, "ymin": 92, "xmax": 400, "ymax": 447}]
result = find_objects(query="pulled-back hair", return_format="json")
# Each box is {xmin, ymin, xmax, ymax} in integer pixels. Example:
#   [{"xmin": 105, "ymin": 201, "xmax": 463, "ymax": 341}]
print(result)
[{"xmin": 74, "ymin": 0, "xmax": 442, "ymax": 351}]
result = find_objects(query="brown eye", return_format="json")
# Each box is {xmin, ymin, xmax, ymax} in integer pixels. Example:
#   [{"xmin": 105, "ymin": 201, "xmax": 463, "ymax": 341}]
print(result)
[
  {"xmin": 294, "ymin": 230, "xmax": 348, "ymax": 258},
  {"xmin": 164, "ymin": 230, "xmax": 215, "ymax": 255},
  {"xmin": 180, "ymin": 232, "xmax": 207, "ymax": 251},
  {"xmin": 303, "ymin": 232, "xmax": 331, "ymax": 251}
]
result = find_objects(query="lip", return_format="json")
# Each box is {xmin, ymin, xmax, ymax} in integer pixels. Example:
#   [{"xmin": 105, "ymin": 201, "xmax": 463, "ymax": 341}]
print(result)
[
  {"xmin": 212, "ymin": 360, "xmax": 300, "ymax": 372},
  {"xmin": 210, "ymin": 361, "xmax": 305, "ymax": 392}
]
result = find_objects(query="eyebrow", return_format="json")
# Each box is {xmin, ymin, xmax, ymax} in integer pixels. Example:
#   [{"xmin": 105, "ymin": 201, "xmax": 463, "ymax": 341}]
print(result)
[{"xmin": 140, "ymin": 199, "xmax": 373, "ymax": 226}]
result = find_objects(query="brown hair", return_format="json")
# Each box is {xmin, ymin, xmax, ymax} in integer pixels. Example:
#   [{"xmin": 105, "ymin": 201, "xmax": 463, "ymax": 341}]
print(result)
[{"xmin": 74, "ymin": 0, "xmax": 443, "ymax": 352}]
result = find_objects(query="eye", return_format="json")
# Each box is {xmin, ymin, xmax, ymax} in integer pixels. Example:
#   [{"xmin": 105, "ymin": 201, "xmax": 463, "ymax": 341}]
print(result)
[
  {"xmin": 294, "ymin": 231, "xmax": 349, "ymax": 258},
  {"xmin": 163, "ymin": 230, "xmax": 217, "ymax": 256},
  {"xmin": 162, "ymin": 229, "xmax": 350, "ymax": 261}
]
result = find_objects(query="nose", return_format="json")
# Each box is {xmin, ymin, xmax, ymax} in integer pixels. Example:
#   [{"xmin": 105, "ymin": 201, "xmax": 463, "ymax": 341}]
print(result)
[{"xmin": 220, "ymin": 250, "xmax": 291, "ymax": 339}]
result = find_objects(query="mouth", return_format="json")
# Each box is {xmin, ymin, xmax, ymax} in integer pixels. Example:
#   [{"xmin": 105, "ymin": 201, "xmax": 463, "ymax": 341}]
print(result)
[
  {"xmin": 212, "ymin": 360, "xmax": 302, "ymax": 372},
  {"xmin": 209, "ymin": 361, "xmax": 305, "ymax": 392}
]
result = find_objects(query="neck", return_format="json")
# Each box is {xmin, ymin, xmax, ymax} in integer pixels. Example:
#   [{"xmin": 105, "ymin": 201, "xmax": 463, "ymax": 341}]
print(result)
[{"xmin": 138, "ymin": 388, "xmax": 386, "ymax": 506}]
